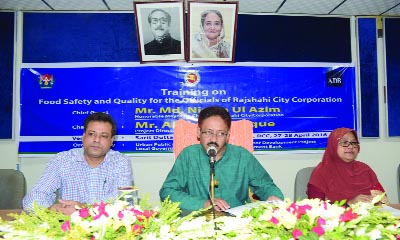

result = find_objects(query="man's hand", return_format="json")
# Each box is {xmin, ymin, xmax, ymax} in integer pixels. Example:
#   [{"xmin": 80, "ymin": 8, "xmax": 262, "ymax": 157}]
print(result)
[
  {"xmin": 266, "ymin": 196, "xmax": 283, "ymax": 202},
  {"xmin": 203, "ymin": 198, "xmax": 230, "ymax": 211},
  {"xmin": 49, "ymin": 199, "xmax": 84, "ymax": 215}
]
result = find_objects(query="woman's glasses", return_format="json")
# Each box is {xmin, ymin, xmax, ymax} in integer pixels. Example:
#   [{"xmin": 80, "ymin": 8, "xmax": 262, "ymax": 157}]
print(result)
[{"xmin": 338, "ymin": 141, "xmax": 359, "ymax": 148}]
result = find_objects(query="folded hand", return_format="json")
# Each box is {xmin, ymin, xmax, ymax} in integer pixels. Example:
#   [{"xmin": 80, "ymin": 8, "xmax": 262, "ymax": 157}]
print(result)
[{"xmin": 49, "ymin": 199, "xmax": 84, "ymax": 215}]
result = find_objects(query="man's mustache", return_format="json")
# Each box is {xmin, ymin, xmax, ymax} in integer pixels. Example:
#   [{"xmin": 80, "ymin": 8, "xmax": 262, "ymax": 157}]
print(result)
[
  {"xmin": 155, "ymin": 27, "xmax": 164, "ymax": 31},
  {"xmin": 207, "ymin": 142, "xmax": 219, "ymax": 148}
]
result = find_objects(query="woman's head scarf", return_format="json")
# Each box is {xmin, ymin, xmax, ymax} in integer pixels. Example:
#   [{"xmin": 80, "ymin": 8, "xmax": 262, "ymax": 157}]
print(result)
[{"xmin": 308, "ymin": 127, "xmax": 380, "ymax": 202}]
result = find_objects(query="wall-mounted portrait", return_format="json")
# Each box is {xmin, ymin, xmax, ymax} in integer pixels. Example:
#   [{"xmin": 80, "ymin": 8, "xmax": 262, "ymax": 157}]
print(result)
[
  {"xmin": 188, "ymin": 1, "xmax": 238, "ymax": 63},
  {"xmin": 134, "ymin": 1, "xmax": 186, "ymax": 63}
]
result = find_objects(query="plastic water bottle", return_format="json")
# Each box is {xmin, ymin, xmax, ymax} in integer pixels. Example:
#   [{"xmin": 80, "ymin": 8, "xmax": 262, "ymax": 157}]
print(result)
[{"xmin": 118, "ymin": 186, "xmax": 139, "ymax": 206}]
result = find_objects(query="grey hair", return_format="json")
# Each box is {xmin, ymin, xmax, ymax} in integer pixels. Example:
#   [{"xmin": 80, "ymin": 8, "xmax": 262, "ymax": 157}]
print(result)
[
  {"xmin": 147, "ymin": 9, "xmax": 171, "ymax": 25},
  {"xmin": 200, "ymin": 9, "xmax": 223, "ymax": 27}
]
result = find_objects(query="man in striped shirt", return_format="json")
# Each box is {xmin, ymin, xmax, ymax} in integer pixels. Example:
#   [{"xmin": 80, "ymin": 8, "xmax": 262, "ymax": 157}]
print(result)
[{"xmin": 23, "ymin": 112, "xmax": 133, "ymax": 215}]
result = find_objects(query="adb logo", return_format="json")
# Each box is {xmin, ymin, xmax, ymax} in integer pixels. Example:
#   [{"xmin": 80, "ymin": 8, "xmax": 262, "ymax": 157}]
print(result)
[{"xmin": 326, "ymin": 69, "xmax": 343, "ymax": 87}]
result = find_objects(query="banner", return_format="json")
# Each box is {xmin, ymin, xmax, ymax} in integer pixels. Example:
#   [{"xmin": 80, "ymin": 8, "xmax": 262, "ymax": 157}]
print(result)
[{"xmin": 19, "ymin": 64, "xmax": 356, "ymax": 155}]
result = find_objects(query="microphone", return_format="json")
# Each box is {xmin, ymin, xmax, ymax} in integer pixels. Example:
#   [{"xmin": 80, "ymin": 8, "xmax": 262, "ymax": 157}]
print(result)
[{"xmin": 207, "ymin": 145, "xmax": 217, "ymax": 158}]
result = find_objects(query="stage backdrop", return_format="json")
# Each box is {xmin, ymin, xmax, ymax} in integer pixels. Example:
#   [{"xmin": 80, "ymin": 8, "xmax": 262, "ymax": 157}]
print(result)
[{"xmin": 19, "ymin": 63, "xmax": 356, "ymax": 156}]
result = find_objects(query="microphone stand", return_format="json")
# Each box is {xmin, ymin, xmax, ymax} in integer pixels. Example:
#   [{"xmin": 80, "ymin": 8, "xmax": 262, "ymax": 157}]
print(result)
[
  {"xmin": 209, "ymin": 155, "xmax": 220, "ymax": 230},
  {"xmin": 210, "ymin": 156, "xmax": 216, "ymax": 218}
]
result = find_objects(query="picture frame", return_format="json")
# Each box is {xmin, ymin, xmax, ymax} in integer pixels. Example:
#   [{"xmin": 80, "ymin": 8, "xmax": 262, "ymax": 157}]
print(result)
[
  {"xmin": 133, "ymin": 1, "xmax": 186, "ymax": 63},
  {"xmin": 188, "ymin": 1, "xmax": 238, "ymax": 63}
]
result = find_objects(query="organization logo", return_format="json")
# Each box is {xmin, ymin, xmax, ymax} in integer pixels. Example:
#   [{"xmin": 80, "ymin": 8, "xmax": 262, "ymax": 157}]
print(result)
[
  {"xmin": 39, "ymin": 74, "xmax": 55, "ymax": 89},
  {"xmin": 326, "ymin": 69, "xmax": 343, "ymax": 87},
  {"xmin": 183, "ymin": 71, "xmax": 200, "ymax": 87}
]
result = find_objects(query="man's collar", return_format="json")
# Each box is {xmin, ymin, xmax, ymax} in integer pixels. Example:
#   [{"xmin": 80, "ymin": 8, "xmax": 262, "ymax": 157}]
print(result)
[{"xmin": 154, "ymin": 33, "xmax": 171, "ymax": 43}]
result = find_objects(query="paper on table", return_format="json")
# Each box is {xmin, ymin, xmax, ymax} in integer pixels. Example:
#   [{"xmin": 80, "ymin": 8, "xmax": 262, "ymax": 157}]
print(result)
[
  {"xmin": 0, "ymin": 224, "xmax": 13, "ymax": 233},
  {"xmin": 379, "ymin": 205, "xmax": 400, "ymax": 217},
  {"xmin": 224, "ymin": 200, "xmax": 282, "ymax": 217}
]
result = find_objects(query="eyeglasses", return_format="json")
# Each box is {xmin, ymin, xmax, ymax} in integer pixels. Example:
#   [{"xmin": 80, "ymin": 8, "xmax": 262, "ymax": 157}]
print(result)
[
  {"xmin": 87, "ymin": 131, "xmax": 111, "ymax": 140},
  {"xmin": 201, "ymin": 130, "xmax": 228, "ymax": 139},
  {"xmin": 338, "ymin": 141, "xmax": 359, "ymax": 148},
  {"xmin": 150, "ymin": 18, "xmax": 168, "ymax": 24}
]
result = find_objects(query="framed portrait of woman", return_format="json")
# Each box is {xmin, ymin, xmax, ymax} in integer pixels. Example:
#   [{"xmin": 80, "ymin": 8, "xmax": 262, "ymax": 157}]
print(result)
[
  {"xmin": 133, "ymin": 1, "xmax": 186, "ymax": 63},
  {"xmin": 188, "ymin": 1, "xmax": 238, "ymax": 63}
]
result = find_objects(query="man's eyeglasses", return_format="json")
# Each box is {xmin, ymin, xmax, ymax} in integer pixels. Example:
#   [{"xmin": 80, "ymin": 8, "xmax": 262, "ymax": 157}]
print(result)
[
  {"xmin": 201, "ymin": 130, "xmax": 228, "ymax": 139},
  {"xmin": 338, "ymin": 141, "xmax": 359, "ymax": 148},
  {"xmin": 151, "ymin": 18, "xmax": 168, "ymax": 24}
]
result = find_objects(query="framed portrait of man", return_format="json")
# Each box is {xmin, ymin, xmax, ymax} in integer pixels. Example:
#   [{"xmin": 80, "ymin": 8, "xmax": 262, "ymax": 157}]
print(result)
[
  {"xmin": 188, "ymin": 1, "xmax": 238, "ymax": 63},
  {"xmin": 133, "ymin": 1, "xmax": 186, "ymax": 63}
]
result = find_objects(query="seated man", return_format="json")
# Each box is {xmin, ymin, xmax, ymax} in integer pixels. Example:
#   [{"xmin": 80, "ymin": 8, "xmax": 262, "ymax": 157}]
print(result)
[
  {"xmin": 23, "ymin": 112, "xmax": 133, "ymax": 215},
  {"xmin": 160, "ymin": 106, "xmax": 283, "ymax": 212}
]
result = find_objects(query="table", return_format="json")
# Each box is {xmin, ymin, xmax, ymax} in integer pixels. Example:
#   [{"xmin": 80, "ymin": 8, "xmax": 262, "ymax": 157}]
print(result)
[
  {"xmin": 388, "ymin": 203, "xmax": 400, "ymax": 210},
  {"xmin": 0, "ymin": 209, "xmax": 23, "ymax": 221}
]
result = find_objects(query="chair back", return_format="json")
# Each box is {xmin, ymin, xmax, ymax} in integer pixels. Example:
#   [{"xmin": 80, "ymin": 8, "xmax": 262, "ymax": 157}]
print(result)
[
  {"xmin": 294, "ymin": 167, "xmax": 315, "ymax": 200},
  {"xmin": 398, "ymin": 164, "xmax": 400, "ymax": 202},
  {"xmin": 0, "ymin": 169, "xmax": 27, "ymax": 209},
  {"xmin": 173, "ymin": 119, "xmax": 253, "ymax": 160}
]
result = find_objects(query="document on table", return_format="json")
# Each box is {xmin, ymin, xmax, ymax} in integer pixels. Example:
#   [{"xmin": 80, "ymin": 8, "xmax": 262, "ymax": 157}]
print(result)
[
  {"xmin": 224, "ymin": 200, "xmax": 282, "ymax": 217},
  {"xmin": 379, "ymin": 205, "xmax": 400, "ymax": 217}
]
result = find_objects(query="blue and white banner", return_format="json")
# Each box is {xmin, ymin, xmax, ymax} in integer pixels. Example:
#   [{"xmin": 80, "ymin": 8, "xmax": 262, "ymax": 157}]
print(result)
[{"xmin": 19, "ymin": 63, "xmax": 356, "ymax": 155}]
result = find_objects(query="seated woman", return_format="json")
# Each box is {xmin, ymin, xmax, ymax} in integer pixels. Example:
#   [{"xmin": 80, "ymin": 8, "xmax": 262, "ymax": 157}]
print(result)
[{"xmin": 307, "ymin": 127, "xmax": 388, "ymax": 205}]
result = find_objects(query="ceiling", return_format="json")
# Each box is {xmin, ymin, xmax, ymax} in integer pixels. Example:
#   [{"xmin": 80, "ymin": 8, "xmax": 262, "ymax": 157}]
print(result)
[{"xmin": 1, "ymin": 0, "xmax": 400, "ymax": 16}]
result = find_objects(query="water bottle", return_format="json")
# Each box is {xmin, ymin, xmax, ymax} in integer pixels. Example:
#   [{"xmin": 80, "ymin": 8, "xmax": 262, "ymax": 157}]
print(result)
[{"xmin": 118, "ymin": 186, "xmax": 139, "ymax": 207}]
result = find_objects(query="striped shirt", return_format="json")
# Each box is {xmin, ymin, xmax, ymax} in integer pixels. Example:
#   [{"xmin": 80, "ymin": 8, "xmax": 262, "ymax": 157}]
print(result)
[{"xmin": 23, "ymin": 148, "xmax": 133, "ymax": 211}]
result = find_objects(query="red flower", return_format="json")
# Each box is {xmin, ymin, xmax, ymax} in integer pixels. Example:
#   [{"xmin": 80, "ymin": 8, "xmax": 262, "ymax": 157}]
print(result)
[
  {"xmin": 61, "ymin": 221, "xmax": 71, "ymax": 232},
  {"xmin": 79, "ymin": 208, "xmax": 90, "ymax": 218},
  {"xmin": 287, "ymin": 203, "xmax": 311, "ymax": 219},
  {"xmin": 311, "ymin": 224, "xmax": 325, "ymax": 236},
  {"xmin": 292, "ymin": 228, "xmax": 303, "ymax": 239},
  {"xmin": 132, "ymin": 224, "xmax": 143, "ymax": 234},
  {"xmin": 131, "ymin": 209, "xmax": 143, "ymax": 215},
  {"xmin": 340, "ymin": 209, "xmax": 358, "ymax": 222},
  {"xmin": 316, "ymin": 217, "xmax": 326, "ymax": 225},
  {"xmin": 296, "ymin": 204, "xmax": 311, "ymax": 218},
  {"xmin": 93, "ymin": 202, "xmax": 109, "ymax": 220},
  {"xmin": 142, "ymin": 209, "xmax": 155, "ymax": 218},
  {"xmin": 270, "ymin": 216, "xmax": 279, "ymax": 225},
  {"xmin": 118, "ymin": 210, "xmax": 124, "ymax": 219}
]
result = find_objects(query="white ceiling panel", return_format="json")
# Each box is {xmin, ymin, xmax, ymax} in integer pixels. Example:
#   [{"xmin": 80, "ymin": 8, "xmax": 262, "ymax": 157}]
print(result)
[
  {"xmin": 0, "ymin": 0, "xmax": 50, "ymax": 11},
  {"xmin": 238, "ymin": 0, "xmax": 282, "ymax": 14},
  {"xmin": 332, "ymin": 0, "xmax": 400, "ymax": 16},
  {"xmin": 385, "ymin": 4, "xmax": 400, "ymax": 16},
  {"xmin": 1, "ymin": 0, "xmax": 400, "ymax": 16},
  {"xmin": 45, "ymin": 0, "xmax": 108, "ymax": 11},
  {"xmin": 278, "ymin": 0, "xmax": 343, "ymax": 15},
  {"xmin": 106, "ymin": 0, "xmax": 135, "ymax": 11}
]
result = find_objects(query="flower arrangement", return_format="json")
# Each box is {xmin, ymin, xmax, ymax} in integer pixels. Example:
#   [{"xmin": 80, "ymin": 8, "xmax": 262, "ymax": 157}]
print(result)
[{"xmin": 0, "ymin": 194, "xmax": 399, "ymax": 239}]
